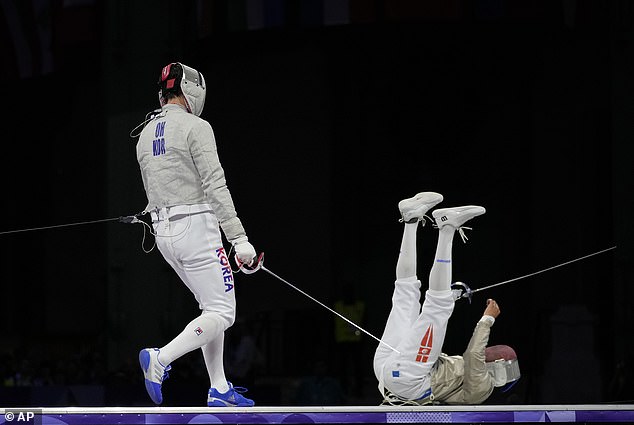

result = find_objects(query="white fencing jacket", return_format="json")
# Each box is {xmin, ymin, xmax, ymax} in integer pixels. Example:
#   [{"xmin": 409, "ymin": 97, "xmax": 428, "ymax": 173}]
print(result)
[{"xmin": 136, "ymin": 104, "xmax": 246, "ymax": 243}]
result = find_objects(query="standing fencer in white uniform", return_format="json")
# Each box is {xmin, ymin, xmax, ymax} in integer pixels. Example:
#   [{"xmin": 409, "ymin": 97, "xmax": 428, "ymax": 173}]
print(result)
[
  {"xmin": 374, "ymin": 192, "xmax": 520, "ymax": 405},
  {"xmin": 135, "ymin": 62, "xmax": 257, "ymax": 407}
]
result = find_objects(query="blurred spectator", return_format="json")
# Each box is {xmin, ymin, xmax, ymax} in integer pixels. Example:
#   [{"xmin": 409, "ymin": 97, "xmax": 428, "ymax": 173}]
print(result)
[
  {"xmin": 334, "ymin": 283, "xmax": 366, "ymax": 398},
  {"xmin": 225, "ymin": 316, "xmax": 265, "ymax": 389}
]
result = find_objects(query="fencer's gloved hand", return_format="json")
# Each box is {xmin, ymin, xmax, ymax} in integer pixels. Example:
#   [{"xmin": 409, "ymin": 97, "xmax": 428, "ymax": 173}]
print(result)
[{"xmin": 234, "ymin": 240, "xmax": 257, "ymax": 267}]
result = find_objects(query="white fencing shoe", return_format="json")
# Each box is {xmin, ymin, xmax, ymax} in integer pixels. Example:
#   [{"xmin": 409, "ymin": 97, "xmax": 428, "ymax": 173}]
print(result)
[
  {"xmin": 432, "ymin": 206, "xmax": 485, "ymax": 229},
  {"xmin": 398, "ymin": 192, "xmax": 444, "ymax": 223}
]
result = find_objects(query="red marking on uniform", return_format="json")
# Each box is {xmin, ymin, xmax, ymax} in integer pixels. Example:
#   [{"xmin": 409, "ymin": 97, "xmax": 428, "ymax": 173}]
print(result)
[{"xmin": 415, "ymin": 325, "xmax": 433, "ymax": 363}]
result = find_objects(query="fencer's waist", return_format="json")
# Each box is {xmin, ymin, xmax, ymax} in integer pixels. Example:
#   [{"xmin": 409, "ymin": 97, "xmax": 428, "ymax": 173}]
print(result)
[
  {"xmin": 418, "ymin": 387, "xmax": 433, "ymax": 403},
  {"xmin": 149, "ymin": 204, "xmax": 212, "ymax": 222}
]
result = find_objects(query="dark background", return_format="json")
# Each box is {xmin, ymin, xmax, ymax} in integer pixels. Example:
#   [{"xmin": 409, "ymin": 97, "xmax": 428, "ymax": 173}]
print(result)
[{"xmin": 1, "ymin": 0, "xmax": 632, "ymax": 407}]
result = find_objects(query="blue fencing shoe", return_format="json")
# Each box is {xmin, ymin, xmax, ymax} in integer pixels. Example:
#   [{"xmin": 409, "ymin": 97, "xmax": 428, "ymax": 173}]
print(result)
[
  {"xmin": 139, "ymin": 348, "xmax": 171, "ymax": 405},
  {"xmin": 207, "ymin": 382, "xmax": 255, "ymax": 407}
]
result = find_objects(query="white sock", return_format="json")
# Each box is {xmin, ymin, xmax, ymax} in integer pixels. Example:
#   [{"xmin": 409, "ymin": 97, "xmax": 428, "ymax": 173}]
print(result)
[
  {"xmin": 396, "ymin": 222, "xmax": 419, "ymax": 280},
  {"xmin": 158, "ymin": 312, "xmax": 225, "ymax": 366},
  {"xmin": 202, "ymin": 335, "xmax": 229, "ymax": 392},
  {"xmin": 429, "ymin": 226, "xmax": 455, "ymax": 292}
]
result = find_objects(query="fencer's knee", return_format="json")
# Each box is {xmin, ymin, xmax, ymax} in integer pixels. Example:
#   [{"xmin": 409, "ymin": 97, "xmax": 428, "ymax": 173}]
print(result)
[
  {"xmin": 225, "ymin": 313, "xmax": 235, "ymax": 328},
  {"xmin": 199, "ymin": 302, "xmax": 236, "ymax": 328},
  {"xmin": 425, "ymin": 289, "xmax": 455, "ymax": 308},
  {"xmin": 201, "ymin": 310, "xmax": 232, "ymax": 331}
]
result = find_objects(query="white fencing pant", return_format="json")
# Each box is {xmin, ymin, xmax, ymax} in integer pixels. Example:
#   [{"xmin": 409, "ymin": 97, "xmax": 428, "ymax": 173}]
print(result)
[
  {"xmin": 373, "ymin": 278, "xmax": 454, "ymax": 400},
  {"xmin": 374, "ymin": 222, "xmax": 457, "ymax": 400},
  {"xmin": 151, "ymin": 204, "xmax": 237, "ymax": 325},
  {"xmin": 150, "ymin": 205, "xmax": 236, "ymax": 388}
]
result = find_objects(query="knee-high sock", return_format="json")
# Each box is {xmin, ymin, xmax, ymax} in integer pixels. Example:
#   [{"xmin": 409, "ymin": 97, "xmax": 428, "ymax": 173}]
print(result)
[
  {"xmin": 428, "ymin": 226, "xmax": 456, "ymax": 292},
  {"xmin": 374, "ymin": 222, "xmax": 422, "ymax": 378},
  {"xmin": 396, "ymin": 222, "xmax": 419, "ymax": 280},
  {"xmin": 202, "ymin": 333, "xmax": 229, "ymax": 392},
  {"xmin": 158, "ymin": 312, "xmax": 225, "ymax": 366}
]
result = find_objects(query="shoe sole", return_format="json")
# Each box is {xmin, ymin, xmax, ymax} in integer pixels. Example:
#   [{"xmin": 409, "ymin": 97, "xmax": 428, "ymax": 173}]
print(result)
[
  {"xmin": 208, "ymin": 399, "xmax": 233, "ymax": 407},
  {"xmin": 139, "ymin": 349, "xmax": 163, "ymax": 405},
  {"xmin": 207, "ymin": 398, "xmax": 254, "ymax": 407},
  {"xmin": 139, "ymin": 349, "xmax": 151, "ymax": 374},
  {"xmin": 399, "ymin": 193, "xmax": 443, "ymax": 221},
  {"xmin": 400, "ymin": 193, "xmax": 443, "ymax": 209}
]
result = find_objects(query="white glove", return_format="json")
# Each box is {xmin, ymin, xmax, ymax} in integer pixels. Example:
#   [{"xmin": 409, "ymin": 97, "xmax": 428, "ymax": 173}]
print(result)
[{"xmin": 234, "ymin": 241, "xmax": 257, "ymax": 267}]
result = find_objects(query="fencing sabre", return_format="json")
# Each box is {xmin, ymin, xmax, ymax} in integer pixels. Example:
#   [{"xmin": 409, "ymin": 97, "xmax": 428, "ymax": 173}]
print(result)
[
  {"xmin": 237, "ymin": 253, "xmax": 401, "ymax": 354},
  {"xmin": 0, "ymin": 214, "xmax": 143, "ymax": 236},
  {"xmin": 450, "ymin": 245, "xmax": 617, "ymax": 303}
]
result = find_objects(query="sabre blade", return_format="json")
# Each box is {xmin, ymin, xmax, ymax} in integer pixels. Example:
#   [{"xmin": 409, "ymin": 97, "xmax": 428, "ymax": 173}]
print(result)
[
  {"xmin": 471, "ymin": 245, "xmax": 617, "ymax": 295},
  {"xmin": 0, "ymin": 216, "xmax": 125, "ymax": 236},
  {"xmin": 260, "ymin": 265, "xmax": 400, "ymax": 354}
]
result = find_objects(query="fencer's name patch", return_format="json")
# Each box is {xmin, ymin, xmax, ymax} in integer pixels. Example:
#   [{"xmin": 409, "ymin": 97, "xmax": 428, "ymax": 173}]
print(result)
[
  {"xmin": 436, "ymin": 259, "xmax": 451, "ymax": 263},
  {"xmin": 153, "ymin": 121, "xmax": 166, "ymax": 156},
  {"xmin": 216, "ymin": 247, "xmax": 234, "ymax": 292}
]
